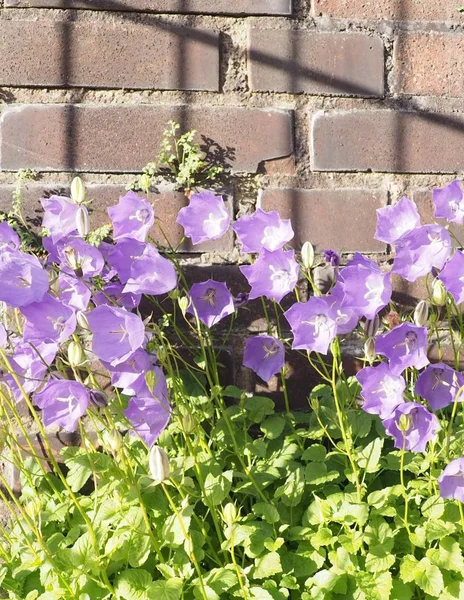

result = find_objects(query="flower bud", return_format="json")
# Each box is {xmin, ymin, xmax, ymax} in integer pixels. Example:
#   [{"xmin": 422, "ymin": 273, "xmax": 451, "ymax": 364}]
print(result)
[
  {"xmin": 76, "ymin": 311, "xmax": 90, "ymax": 330},
  {"xmin": 105, "ymin": 430, "xmax": 122, "ymax": 453},
  {"xmin": 397, "ymin": 414, "xmax": 412, "ymax": 433},
  {"xmin": 432, "ymin": 279, "xmax": 447, "ymax": 306},
  {"xmin": 414, "ymin": 300, "xmax": 430, "ymax": 327},
  {"xmin": 178, "ymin": 296, "xmax": 189, "ymax": 317},
  {"xmin": 139, "ymin": 173, "xmax": 151, "ymax": 193},
  {"xmin": 301, "ymin": 241, "xmax": 315, "ymax": 269},
  {"xmin": 68, "ymin": 340, "xmax": 85, "ymax": 367},
  {"xmin": 145, "ymin": 370, "xmax": 157, "ymax": 393},
  {"xmin": 182, "ymin": 413, "xmax": 195, "ymax": 435},
  {"xmin": 364, "ymin": 337, "xmax": 376, "ymax": 363},
  {"xmin": 70, "ymin": 176, "xmax": 86, "ymax": 204},
  {"xmin": 363, "ymin": 315, "xmax": 380, "ymax": 338},
  {"xmin": 222, "ymin": 502, "xmax": 238, "ymax": 526},
  {"xmin": 309, "ymin": 396, "xmax": 319, "ymax": 411},
  {"xmin": 89, "ymin": 389, "xmax": 108, "ymax": 408},
  {"xmin": 148, "ymin": 445, "xmax": 170, "ymax": 483},
  {"xmin": 76, "ymin": 206, "xmax": 90, "ymax": 237}
]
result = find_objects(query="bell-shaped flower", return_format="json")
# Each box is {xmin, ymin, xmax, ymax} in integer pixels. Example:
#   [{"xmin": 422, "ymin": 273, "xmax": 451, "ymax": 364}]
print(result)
[
  {"xmin": 105, "ymin": 350, "xmax": 158, "ymax": 396},
  {"xmin": 0, "ymin": 250, "xmax": 49, "ymax": 308},
  {"xmin": 375, "ymin": 196, "xmax": 421, "ymax": 244},
  {"xmin": 108, "ymin": 192, "xmax": 154, "ymax": 242},
  {"xmin": 41, "ymin": 195, "xmax": 79, "ymax": 243},
  {"xmin": 433, "ymin": 180, "xmax": 464, "ymax": 225},
  {"xmin": 0, "ymin": 222, "xmax": 20, "ymax": 250},
  {"xmin": 338, "ymin": 260, "xmax": 392, "ymax": 320},
  {"xmin": 438, "ymin": 458, "xmax": 464, "ymax": 502},
  {"xmin": 415, "ymin": 363, "xmax": 464, "ymax": 411},
  {"xmin": 124, "ymin": 395, "xmax": 171, "ymax": 447},
  {"xmin": 233, "ymin": 209, "xmax": 294, "ymax": 253},
  {"xmin": 107, "ymin": 238, "xmax": 145, "ymax": 283},
  {"xmin": 94, "ymin": 282, "xmax": 141, "ymax": 311},
  {"xmin": 56, "ymin": 237, "xmax": 104, "ymax": 279},
  {"xmin": 21, "ymin": 294, "xmax": 76, "ymax": 345},
  {"xmin": 187, "ymin": 280, "xmax": 235, "ymax": 328},
  {"xmin": 58, "ymin": 274, "xmax": 91, "ymax": 312},
  {"xmin": 284, "ymin": 297, "xmax": 338, "ymax": 354},
  {"xmin": 375, "ymin": 323, "xmax": 429, "ymax": 375},
  {"xmin": 123, "ymin": 243, "xmax": 177, "ymax": 296},
  {"xmin": 87, "ymin": 305, "xmax": 145, "ymax": 367},
  {"xmin": 243, "ymin": 336, "xmax": 285, "ymax": 383},
  {"xmin": 34, "ymin": 379, "xmax": 90, "ymax": 432},
  {"xmin": 240, "ymin": 249, "xmax": 299, "ymax": 303},
  {"xmin": 177, "ymin": 191, "xmax": 230, "ymax": 245},
  {"xmin": 382, "ymin": 402, "xmax": 440, "ymax": 452},
  {"xmin": 438, "ymin": 250, "xmax": 464, "ymax": 305},
  {"xmin": 356, "ymin": 362, "xmax": 405, "ymax": 419}
]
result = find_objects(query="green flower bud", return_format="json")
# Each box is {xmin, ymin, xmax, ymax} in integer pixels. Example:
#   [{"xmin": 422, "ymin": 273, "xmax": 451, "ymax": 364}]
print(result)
[
  {"xmin": 148, "ymin": 445, "xmax": 170, "ymax": 483},
  {"xmin": 397, "ymin": 414, "xmax": 412, "ymax": 433},
  {"xmin": 76, "ymin": 206, "xmax": 90, "ymax": 237},
  {"xmin": 145, "ymin": 370, "xmax": 157, "ymax": 392},
  {"xmin": 363, "ymin": 315, "xmax": 380, "ymax": 338},
  {"xmin": 222, "ymin": 502, "xmax": 238, "ymax": 526},
  {"xmin": 105, "ymin": 430, "xmax": 122, "ymax": 453},
  {"xmin": 139, "ymin": 174, "xmax": 151, "ymax": 193},
  {"xmin": 76, "ymin": 311, "xmax": 90, "ymax": 330},
  {"xmin": 432, "ymin": 279, "xmax": 447, "ymax": 306},
  {"xmin": 182, "ymin": 413, "xmax": 196, "ymax": 435},
  {"xmin": 414, "ymin": 300, "xmax": 430, "ymax": 327},
  {"xmin": 364, "ymin": 337, "xmax": 376, "ymax": 363},
  {"xmin": 178, "ymin": 296, "xmax": 189, "ymax": 317},
  {"xmin": 68, "ymin": 340, "xmax": 85, "ymax": 367},
  {"xmin": 70, "ymin": 176, "xmax": 86, "ymax": 204},
  {"xmin": 301, "ymin": 241, "xmax": 315, "ymax": 269}
]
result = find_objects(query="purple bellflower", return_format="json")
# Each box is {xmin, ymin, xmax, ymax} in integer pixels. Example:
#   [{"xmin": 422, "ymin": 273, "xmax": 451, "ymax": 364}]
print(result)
[
  {"xmin": 123, "ymin": 243, "xmax": 177, "ymax": 296},
  {"xmin": 124, "ymin": 395, "xmax": 171, "ymax": 447},
  {"xmin": 338, "ymin": 260, "xmax": 392, "ymax": 320},
  {"xmin": 375, "ymin": 197, "xmax": 421, "ymax": 244},
  {"xmin": 375, "ymin": 323, "xmax": 429, "ymax": 375},
  {"xmin": 34, "ymin": 379, "xmax": 90, "ymax": 432},
  {"xmin": 56, "ymin": 237, "xmax": 104, "ymax": 279},
  {"xmin": 415, "ymin": 363, "xmax": 464, "ymax": 411},
  {"xmin": 284, "ymin": 297, "xmax": 338, "ymax": 354},
  {"xmin": 438, "ymin": 250, "xmax": 464, "ymax": 305},
  {"xmin": 438, "ymin": 458, "xmax": 464, "ymax": 503},
  {"xmin": 0, "ymin": 222, "xmax": 20, "ymax": 250},
  {"xmin": 433, "ymin": 180, "xmax": 464, "ymax": 225},
  {"xmin": 105, "ymin": 349, "xmax": 157, "ymax": 396},
  {"xmin": 107, "ymin": 239, "xmax": 145, "ymax": 283},
  {"xmin": 108, "ymin": 191, "xmax": 155, "ymax": 242},
  {"xmin": 240, "ymin": 249, "xmax": 299, "ymax": 303},
  {"xmin": 41, "ymin": 195, "xmax": 79, "ymax": 243},
  {"xmin": 243, "ymin": 336, "xmax": 285, "ymax": 382},
  {"xmin": 94, "ymin": 282, "xmax": 141, "ymax": 311},
  {"xmin": 177, "ymin": 191, "xmax": 230, "ymax": 245},
  {"xmin": 324, "ymin": 249, "xmax": 341, "ymax": 267},
  {"xmin": 233, "ymin": 209, "xmax": 294, "ymax": 253},
  {"xmin": 21, "ymin": 294, "xmax": 76, "ymax": 345},
  {"xmin": 58, "ymin": 274, "xmax": 91, "ymax": 312},
  {"xmin": 0, "ymin": 250, "xmax": 49, "ymax": 308},
  {"xmin": 383, "ymin": 402, "xmax": 440, "ymax": 452},
  {"xmin": 187, "ymin": 280, "xmax": 235, "ymax": 328},
  {"xmin": 356, "ymin": 362, "xmax": 405, "ymax": 419}
]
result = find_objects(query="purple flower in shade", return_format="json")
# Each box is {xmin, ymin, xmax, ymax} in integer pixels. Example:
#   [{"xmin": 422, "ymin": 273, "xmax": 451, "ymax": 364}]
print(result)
[
  {"xmin": 94, "ymin": 282, "xmax": 141, "ymax": 311},
  {"xmin": 105, "ymin": 349, "xmax": 157, "ymax": 396},
  {"xmin": 4, "ymin": 340, "xmax": 58, "ymax": 402},
  {"xmin": 187, "ymin": 280, "xmax": 235, "ymax": 328},
  {"xmin": 124, "ymin": 395, "xmax": 171, "ymax": 447},
  {"xmin": 338, "ymin": 260, "xmax": 392, "ymax": 320},
  {"xmin": 232, "ymin": 209, "xmax": 293, "ymax": 253},
  {"xmin": 41, "ymin": 196, "xmax": 79, "ymax": 243},
  {"xmin": 347, "ymin": 252, "xmax": 375, "ymax": 268},
  {"xmin": 177, "ymin": 191, "xmax": 230, "ymax": 245},
  {"xmin": 123, "ymin": 243, "xmax": 177, "ymax": 297},
  {"xmin": 392, "ymin": 225, "xmax": 452, "ymax": 282},
  {"xmin": 438, "ymin": 458, "xmax": 464, "ymax": 502},
  {"xmin": 56, "ymin": 237, "xmax": 104, "ymax": 279},
  {"xmin": 375, "ymin": 323, "xmax": 429, "ymax": 375},
  {"xmin": 108, "ymin": 191, "xmax": 155, "ymax": 242},
  {"xmin": 0, "ymin": 250, "xmax": 49, "ymax": 308},
  {"xmin": 107, "ymin": 239, "xmax": 145, "ymax": 283},
  {"xmin": 34, "ymin": 379, "xmax": 90, "ymax": 432},
  {"xmin": 87, "ymin": 305, "xmax": 145, "ymax": 367},
  {"xmin": 243, "ymin": 336, "xmax": 285, "ymax": 383},
  {"xmin": 0, "ymin": 222, "xmax": 20, "ymax": 250},
  {"xmin": 439, "ymin": 250, "xmax": 464, "ymax": 305},
  {"xmin": 233, "ymin": 292, "xmax": 249, "ymax": 309},
  {"xmin": 356, "ymin": 362, "xmax": 405, "ymax": 419},
  {"xmin": 284, "ymin": 297, "xmax": 338, "ymax": 354},
  {"xmin": 58, "ymin": 274, "xmax": 91, "ymax": 312},
  {"xmin": 240, "ymin": 249, "xmax": 299, "ymax": 303},
  {"xmin": 375, "ymin": 197, "xmax": 421, "ymax": 244},
  {"xmin": 21, "ymin": 294, "xmax": 76, "ymax": 345},
  {"xmin": 324, "ymin": 249, "xmax": 340, "ymax": 267},
  {"xmin": 433, "ymin": 180, "xmax": 464, "ymax": 225},
  {"xmin": 383, "ymin": 402, "xmax": 440, "ymax": 452},
  {"xmin": 415, "ymin": 363, "xmax": 464, "ymax": 411}
]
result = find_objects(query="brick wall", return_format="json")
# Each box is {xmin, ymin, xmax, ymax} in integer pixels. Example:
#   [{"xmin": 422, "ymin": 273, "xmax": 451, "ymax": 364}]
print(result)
[{"xmin": 1, "ymin": 0, "xmax": 463, "ymax": 403}]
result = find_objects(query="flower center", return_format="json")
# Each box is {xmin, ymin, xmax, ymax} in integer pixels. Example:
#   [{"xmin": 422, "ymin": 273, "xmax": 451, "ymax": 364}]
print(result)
[{"xmin": 200, "ymin": 288, "xmax": 217, "ymax": 307}]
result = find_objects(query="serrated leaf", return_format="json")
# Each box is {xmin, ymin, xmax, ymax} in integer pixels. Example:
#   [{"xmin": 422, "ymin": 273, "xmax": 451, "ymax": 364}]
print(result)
[
  {"xmin": 357, "ymin": 438, "xmax": 383, "ymax": 473},
  {"xmin": 261, "ymin": 415, "xmax": 286, "ymax": 440},
  {"xmin": 253, "ymin": 552, "xmax": 282, "ymax": 579},
  {"xmin": 301, "ymin": 444, "xmax": 327, "ymax": 462},
  {"xmin": 422, "ymin": 495, "xmax": 445, "ymax": 519},
  {"xmin": 252, "ymin": 502, "xmax": 280, "ymax": 524},
  {"xmin": 415, "ymin": 559, "xmax": 444, "ymax": 597},
  {"xmin": 244, "ymin": 396, "xmax": 275, "ymax": 422},
  {"xmin": 114, "ymin": 569, "xmax": 152, "ymax": 600},
  {"xmin": 400, "ymin": 555, "xmax": 418, "ymax": 584},
  {"xmin": 147, "ymin": 578, "xmax": 183, "ymax": 600},
  {"xmin": 305, "ymin": 462, "xmax": 339, "ymax": 487},
  {"xmin": 275, "ymin": 465, "xmax": 305, "ymax": 507},
  {"xmin": 204, "ymin": 471, "xmax": 233, "ymax": 506}
]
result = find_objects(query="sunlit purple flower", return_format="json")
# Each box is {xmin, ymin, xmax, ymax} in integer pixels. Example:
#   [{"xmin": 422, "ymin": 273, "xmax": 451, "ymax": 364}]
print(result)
[
  {"xmin": 56, "ymin": 237, "xmax": 104, "ymax": 279},
  {"xmin": 284, "ymin": 297, "xmax": 337, "ymax": 354},
  {"xmin": 108, "ymin": 191, "xmax": 154, "ymax": 242},
  {"xmin": 0, "ymin": 250, "xmax": 49, "ymax": 308},
  {"xmin": 177, "ymin": 191, "xmax": 230, "ymax": 245},
  {"xmin": 326, "ymin": 291, "xmax": 359, "ymax": 335},
  {"xmin": 243, "ymin": 336, "xmax": 285, "ymax": 382},
  {"xmin": 383, "ymin": 402, "xmax": 440, "ymax": 452},
  {"xmin": 34, "ymin": 379, "xmax": 90, "ymax": 432},
  {"xmin": 124, "ymin": 395, "xmax": 171, "ymax": 447},
  {"xmin": 94, "ymin": 282, "xmax": 141, "ymax": 310},
  {"xmin": 0, "ymin": 222, "xmax": 20, "ymax": 250},
  {"xmin": 187, "ymin": 280, "xmax": 234, "ymax": 328},
  {"xmin": 0, "ymin": 324, "xmax": 7, "ymax": 348},
  {"xmin": 21, "ymin": 294, "xmax": 76, "ymax": 344},
  {"xmin": 233, "ymin": 209, "xmax": 293, "ymax": 253},
  {"xmin": 240, "ymin": 249, "xmax": 299, "ymax": 303},
  {"xmin": 107, "ymin": 239, "xmax": 145, "ymax": 283},
  {"xmin": 105, "ymin": 349, "xmax": 157, "ymax": 396},
  {"xmin": 347, "ymin": 252, "xmax": 375, "ymax": 268},
  {"xmin": 438, "ymin": 250, "xmax": 464, "ymax": 305},
  {"xmin": 438, "ymin": 458, "xmax": 464, "ymax": 502},
  {"xmin": 324, "ymin": 249, "xmax": 340, "ymax": 267},
  {"xmin": 123, "ymin": 243, "xmax": 177, "ymax": 296},
  {"xmin": 415, "ymin": 363, "xmax": 464, "ymax": 411},
  {"xmin": 338, "ymin": 260, "xmax": 392, "ymax": 320},
  {"xmin": 58, "ymin": 274, "xmax": 91, "ymax": 312},
  {"xmin": 87, "ymin": 305, "xmax": 145, "ymax": 367},
  {"xmin": 433, "ymin": 180, "xmax": 464, "ymax": 225},
  {"xmin": 4, "ymin": 340, "xmax": 58, "ymax": 401},
  {"xmin": 356, "ymin": 362, "xmax": 405, "ymax": 419},
  {"xmin": 375, "ymin": 197, "xmax": 421, "ymax": 244},
  {"xmin": 375, "ymin": 323, "xmax": 429, "ymax": 375},
  {"xmin": 392, "ymin": 225, "xmax": 452, "ymax": 282},
  {"xmin": 41, "ymin": 195, "xmax": 79, "ymax": 243}
]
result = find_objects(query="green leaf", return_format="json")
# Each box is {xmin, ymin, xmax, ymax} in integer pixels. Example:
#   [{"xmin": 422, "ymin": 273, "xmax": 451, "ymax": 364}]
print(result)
[
  {"xmin": 275, "ymin": 465, "xmax": 305, "ymax": 507},
  {"xmin": 244, "ymin": 396, "xmax": 275, "ymax": 422},
  {"xmin": 415, "ymin": 558, "xmax": 444, "ymax": 597},
  {"xmin": 425, "ymin": 519, "xmax": 455, "ymax": 541},
  {"xmin": 302, "ymin": 444, "xmax": 327, "ymax": 462},
  {"xmin": 304, "ymin": 462, "xmax": 339, "ymax": 487},
  {"xmin": 422, "ymin": 495, "xmax": 445, "ymax": 519},
  {"xmin": 390, "ymin": 580, "xmax": 414, "ymax": 600},
  {"xmin": 162, "ymin": 507, "xmax": 192, "ymax": 547},
  {"xmin": 147, "ymin": 579, "xmax": 183, "ymax": 600},
  {"xmin": 253, "ymin": 552, "xmax": 282, "ymax": 579},
  {"xmin": 252, "ymin": 502, "xmax": 280, "ymax": 524},
  {"xmin": 204, "ymin": 471, "xmax": 233, "ymax": 506},
  {"xmin": 114, "ymin": 570, "xmax": 153, "ymax": 600},
  {"xmin": 400, "ymin": 555, "xmax": 418, "ymax": 584},
  {"xmin": 311, "ymin": 527, "xmax": 334, "ymax": 550},
  {"xmin": 428, "ymin": 536, "xmax": 464, "ymax": 573},
  {"xmin": 261, "ymin": 415, "xmax": 286, "ymax": 440},
  {"xmin": 61, "ymin": 448, "xmax": 114, "ymax": 492},
  {"xmin": 357, "ymin": 438, "xmax": 383, "ymax": 473}
]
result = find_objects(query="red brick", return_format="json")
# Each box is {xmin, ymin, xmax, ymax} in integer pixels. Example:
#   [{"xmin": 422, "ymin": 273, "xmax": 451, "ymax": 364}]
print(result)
[
  {"xmin": 394, "ymin": 33, "xmax": 464, "ymax": 97},
  {"xmin": 312, "ymin": 110, "xmax": 464, "ymax": 173},
  {"xmin": 0, "ymin": 183, "xmax": 234, "ymax": 252},
  {"xmin": 261, "ymin": 188, "xmax": 386, "ymax": 252},
  {"xmin": 313, "ymin": 0, "xmax": 464, "ymax": 22},
  {"xmin": 0, "ymin": 105, "xmax": 293, "ymax": 173},
  {"xmin": 0, "ymin": 20, "xmax": 219, "ymax": 92},
  {"xmin": 413, "ymin": 189, "xmax": 464, "ymax": 247},
  {"xmin": 249, "ymin": 30, "xmax": 384, "ymax": 97},
  {"xmin": 5, "ymin": 0, "xmax": 292, "ymax": 14}
]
